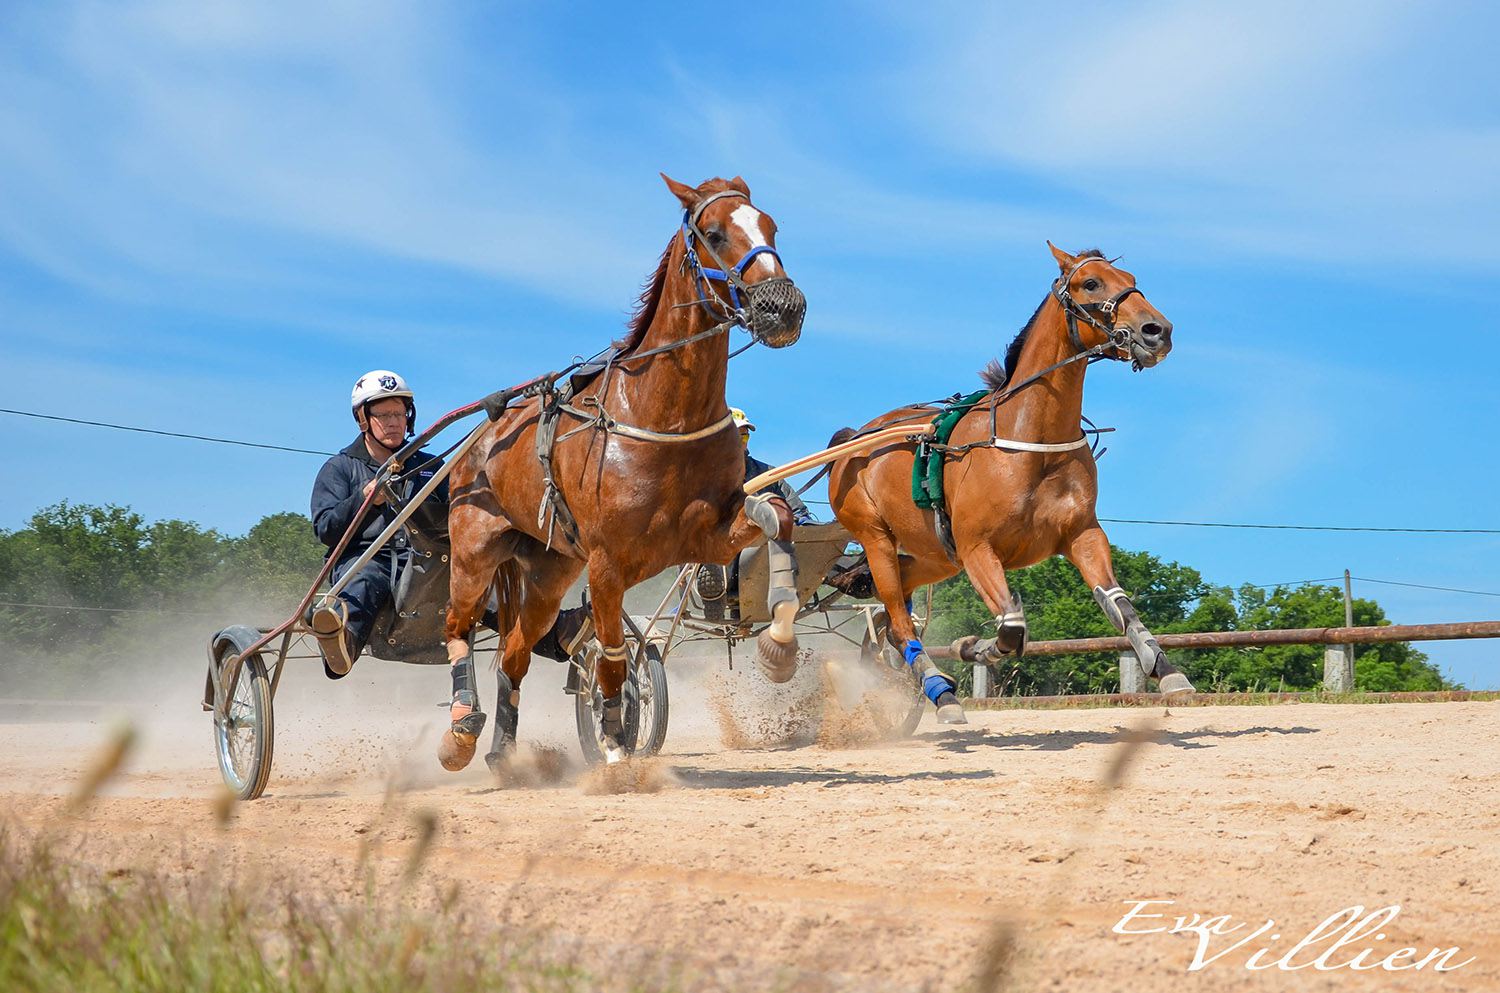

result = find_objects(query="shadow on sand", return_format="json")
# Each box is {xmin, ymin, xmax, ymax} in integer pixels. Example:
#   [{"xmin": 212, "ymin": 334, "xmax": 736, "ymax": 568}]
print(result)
[
  {"xmin": 671, "ymin": 765, "xmax": 998, "ymax": 790},
  {"xmin": 924, "ymin": 724, "xmax": 1319, "ymax": 755}
]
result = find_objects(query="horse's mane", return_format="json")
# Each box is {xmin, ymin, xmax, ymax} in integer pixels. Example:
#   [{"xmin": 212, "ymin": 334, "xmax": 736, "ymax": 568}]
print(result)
[
  {"xmin": 616, "ymin": 177, "xmax": 744, "ymax": 354},
  {"xmin": 979, "ymin": 248, "xmax": 1105, "ymax": 390}
]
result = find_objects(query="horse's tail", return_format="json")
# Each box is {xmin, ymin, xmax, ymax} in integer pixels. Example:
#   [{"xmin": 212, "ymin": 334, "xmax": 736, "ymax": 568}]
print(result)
[
  {"xmin": 486, "ymin": 559, "xmax": 525, "ymax": 670},
  {"xmin": 828, "ymin": 426, "xmax": 856, "ymax": 448}
]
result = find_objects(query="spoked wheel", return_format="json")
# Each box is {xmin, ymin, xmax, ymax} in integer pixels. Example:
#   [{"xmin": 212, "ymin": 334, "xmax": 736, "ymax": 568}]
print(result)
[
  {"xmin": 858, "ymin": 619, "xmax": 926, "ymax": 738},
  {"xmin": 213, "ymin": 644, "xmax": 274, "ymax": 800},
  {"xmin": 574, "ymin": 615, "xmax": 670, "ymax": 765}
]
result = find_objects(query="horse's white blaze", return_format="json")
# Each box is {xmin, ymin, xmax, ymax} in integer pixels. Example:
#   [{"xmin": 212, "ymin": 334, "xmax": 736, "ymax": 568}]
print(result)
[{"xmin": 729, "ymin": 204, "xmax": 778, "ymax": 275}]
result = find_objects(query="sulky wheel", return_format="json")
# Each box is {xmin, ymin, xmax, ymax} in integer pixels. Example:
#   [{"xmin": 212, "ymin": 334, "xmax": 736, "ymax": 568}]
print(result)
[
  {"xmin": 858, "ymin": 621, "xmax": 926, "ymax": 738},
  {"xmin": 212, "ymin": 641, "xmax": 274, "ymax": 801},
  {"xmin": 574, "ymin": 615, "xmax": 669, "ymax": 765}
]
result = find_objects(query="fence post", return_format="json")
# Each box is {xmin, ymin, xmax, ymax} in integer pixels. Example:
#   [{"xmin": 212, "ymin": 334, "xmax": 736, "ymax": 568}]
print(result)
[
  {"xmin": 1119, "ymin": 651, "xmax": 1146, "ymax": 693},
  {"xmin": 972, "ymin": 663, "xmax": 991, "ymax": 699},
  {"xmin": 1323, "ymin": 645, "xmax": 1354, "ymax": 692}
]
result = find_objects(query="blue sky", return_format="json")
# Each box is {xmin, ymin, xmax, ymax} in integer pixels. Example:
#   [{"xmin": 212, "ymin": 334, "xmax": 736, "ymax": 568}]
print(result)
[{"xmin": 3, "ymin": 1, "xmax": 1498, "ymax": 687}]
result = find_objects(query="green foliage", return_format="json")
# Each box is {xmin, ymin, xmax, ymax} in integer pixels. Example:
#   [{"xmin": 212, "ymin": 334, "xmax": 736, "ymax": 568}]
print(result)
[
  {"xmin": 926, "ymin": 546, "xmax": 1452, "ymax": 694},
  {"xmin": 224, "ymin": 511, "xmax": 330, "ymax": 603},
  {"xmin": 0, "ymin": 502, "xmax": 327, "ymax": 695}
]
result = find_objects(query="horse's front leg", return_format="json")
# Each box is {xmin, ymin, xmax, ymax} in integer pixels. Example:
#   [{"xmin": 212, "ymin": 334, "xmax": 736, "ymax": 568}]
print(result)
[
  {"xmin": 1066, "ymin": 526, "xmax": 1195, "ymax": 696},
  {"xmin": 952, "ymin": 542, "xmax": 1030, "ymax": 665},
  {"xmin": 730, "ymin": 493, "xmax": 801, "ymax": 681},
  {"xmin": 585, "ymin": 552, "xmax": 633, "ymax": 764}
]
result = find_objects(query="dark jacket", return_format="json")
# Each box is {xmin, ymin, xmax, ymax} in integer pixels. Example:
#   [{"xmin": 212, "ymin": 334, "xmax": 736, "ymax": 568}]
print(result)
[
  {"xmin": 311, "ymin": 436, "xmax": 449, "ymax": 561},
  {"xmin": 745, "ymin": 450, "xmax": 813, "ymax": 524}
]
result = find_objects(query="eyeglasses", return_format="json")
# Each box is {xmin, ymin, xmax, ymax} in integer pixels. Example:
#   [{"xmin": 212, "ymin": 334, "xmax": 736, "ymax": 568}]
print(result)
[{"xmin": 368, "ymin": 410, "xmax": 407, "ymax": 423}]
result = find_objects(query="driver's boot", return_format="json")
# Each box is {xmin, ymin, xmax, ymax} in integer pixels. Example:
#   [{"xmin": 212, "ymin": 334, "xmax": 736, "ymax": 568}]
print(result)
[{"xmin": 310, "ymin": 599, "xmax": 357, "ymax": 678}]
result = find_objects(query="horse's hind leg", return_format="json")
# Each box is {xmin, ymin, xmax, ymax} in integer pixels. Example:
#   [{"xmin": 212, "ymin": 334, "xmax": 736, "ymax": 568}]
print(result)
[
  {"xmin": 1066, "ymin": 526, "xmax": 1195, "ymax": 696},
  {"xmin": 486, "ymin": 552, "xmax": 582, "ymax": 773},
  {"xmin": 439, "ymin": 513, "xmax": 513, "ymax": 772},
  {"xmin": 860, "ymin": 525, "xmax": 967, "ymax": 725}
]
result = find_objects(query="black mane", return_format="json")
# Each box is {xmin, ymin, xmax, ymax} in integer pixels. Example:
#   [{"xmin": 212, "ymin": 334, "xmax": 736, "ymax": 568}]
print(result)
[{"xmin": 979, "ymin": 248, "xmax": 1104, "ymax": 390}]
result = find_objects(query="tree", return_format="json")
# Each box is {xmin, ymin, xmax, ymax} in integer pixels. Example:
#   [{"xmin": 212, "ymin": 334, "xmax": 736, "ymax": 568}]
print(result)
[
  {"xmin": 924, "ymin": 546, "xmax": 1452, "ymax": 693},
  {"xmin": 0, "ymin": 502, "xmax": 326, "ymax": 694},
  {"xmin": 224, "ymin": 511, "xmax": 329, "ymax": 607}
]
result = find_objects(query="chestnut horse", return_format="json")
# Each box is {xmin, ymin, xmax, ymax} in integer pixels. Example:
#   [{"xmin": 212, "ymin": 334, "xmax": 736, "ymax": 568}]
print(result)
[
  {"xmin": 439, "ymin": 175, "xmax": 808, "ymax": 770},
  {"xmin": 827, "ymin": 244, "xmax": 1193, "ymax": 722}
]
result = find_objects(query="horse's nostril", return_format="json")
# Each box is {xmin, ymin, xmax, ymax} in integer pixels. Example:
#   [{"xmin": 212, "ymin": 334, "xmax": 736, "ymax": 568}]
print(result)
[{"xmin": 1140, "ymin": 321, "xmax": 1164, "ymax": 342}]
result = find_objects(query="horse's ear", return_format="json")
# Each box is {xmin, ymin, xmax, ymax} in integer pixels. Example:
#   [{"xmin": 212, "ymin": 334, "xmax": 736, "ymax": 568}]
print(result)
[
  {"xmin": 661, "ymin": 173, "xmax": 701, "ymax": 211},
  {"xmin": 1047, "ymin": 240, "xmax": 1076, "ymax": 271},
  {"xmin": 729, "ymin": 175, "xmax": 752, "ymax": 198}
]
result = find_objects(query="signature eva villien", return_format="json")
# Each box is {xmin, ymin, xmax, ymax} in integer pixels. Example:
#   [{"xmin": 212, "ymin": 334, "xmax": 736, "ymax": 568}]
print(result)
[{"xmin": 1111, "ymin": 900, "xmax": 1475, "ymax": 973}]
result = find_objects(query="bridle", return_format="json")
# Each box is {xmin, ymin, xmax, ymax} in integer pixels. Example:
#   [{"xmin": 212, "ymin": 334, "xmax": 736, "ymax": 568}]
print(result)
[
  {"xmin": 678, "ymin": 189, "xmax": 795, "ymax": 339},
  {"xmin": 1052, "ymin": 255, "xmax": 1145, "ymax": 364}
]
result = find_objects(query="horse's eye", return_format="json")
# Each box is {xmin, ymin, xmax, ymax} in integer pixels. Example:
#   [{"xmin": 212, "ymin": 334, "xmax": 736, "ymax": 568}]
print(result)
[
  {"xmin": 1082, "ymin": 279, "xmax": 1100, "ymax": 292},
  {"xmin": 705, "ymin": 226, "xmax": 726, "ymax": 246}
]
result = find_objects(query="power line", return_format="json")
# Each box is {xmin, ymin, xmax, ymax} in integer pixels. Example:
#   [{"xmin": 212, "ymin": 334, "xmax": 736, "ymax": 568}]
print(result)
[
  {"xmin": 0, "ymin": 407, "xmax": 333, "ymax": 457},
  {"xmin": 1097, "ymin": 517, "xmax": 1500, "ymax": 535},
  {"xmin": 1352, "ymin": 576, "xmax": 1500, "ymax": 600},
  {"xmin": 0, "ymin": 598, "xmax": 221, "ymax": 616},
  {"xmin": 8, "ymin": 405, "xmax": 1499, "ymax": 536}
]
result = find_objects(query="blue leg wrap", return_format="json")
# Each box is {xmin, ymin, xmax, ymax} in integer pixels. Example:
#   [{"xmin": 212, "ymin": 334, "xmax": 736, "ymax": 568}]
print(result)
[
  {"xmin": 923, "ymin": 671, "xmax": 956, "ymax": 704},
  {"xmin": 902, "ymin": 639, "xmax": 925, "ymax": 666}
]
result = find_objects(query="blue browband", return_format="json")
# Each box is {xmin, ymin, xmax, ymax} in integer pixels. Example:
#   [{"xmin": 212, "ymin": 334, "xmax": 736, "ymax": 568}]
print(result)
[{"xmin": 679, "ymin": 192, "xmax": 785, "ymax": 316}]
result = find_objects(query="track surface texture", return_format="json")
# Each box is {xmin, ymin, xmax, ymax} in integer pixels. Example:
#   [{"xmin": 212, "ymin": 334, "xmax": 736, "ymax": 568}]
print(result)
[{"xmin": 2, "ymin": 660, "xmax": 1496, "ymax": 992}]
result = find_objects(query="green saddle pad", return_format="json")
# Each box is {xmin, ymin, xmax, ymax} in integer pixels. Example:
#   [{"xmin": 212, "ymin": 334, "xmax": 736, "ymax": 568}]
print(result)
[{"xmin": 912, "ymin": 390, "xmax": 988, "ymax": 511}]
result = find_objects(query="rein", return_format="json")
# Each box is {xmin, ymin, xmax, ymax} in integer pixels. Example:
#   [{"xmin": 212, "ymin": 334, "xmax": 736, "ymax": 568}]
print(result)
[
  {"xmin": 679, "ymin": 189, "xmax": 789, "ymax": 336},
  {"xmin": 530, "ymin": 192, "xmax": 789, "ymax": 548},
  {"xmin": 1052, "ymin": 255, "xmax": 1142, "ymax": 362},
  {"xmin": 917, "ymin": 256, "xmax": 1145, "ymax": 457},
  {"xmin": 543, "ymin": 188, "xmax": 787, "ymax": 444}
]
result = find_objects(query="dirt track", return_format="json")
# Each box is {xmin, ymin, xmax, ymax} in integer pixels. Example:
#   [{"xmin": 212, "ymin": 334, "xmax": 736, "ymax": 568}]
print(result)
[{"xmin": 1, "ymin": 658, "xmax": 1496, "ymax": 991}]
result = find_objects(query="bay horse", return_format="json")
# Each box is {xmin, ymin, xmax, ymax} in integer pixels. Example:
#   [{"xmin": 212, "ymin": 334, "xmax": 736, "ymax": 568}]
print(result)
[
  {"xmin": 827, "ymin": 243, "xmax": 1193, "ymax": 722},
  {"xmin": 439, "ymin": 175, "xmax": 808, "ymax": 770}
]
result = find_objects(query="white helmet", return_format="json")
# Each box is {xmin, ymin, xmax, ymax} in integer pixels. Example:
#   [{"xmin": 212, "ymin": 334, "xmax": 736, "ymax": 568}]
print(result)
[
  {"xmin": 351, "ymin": 369, "xmax": 415, "ymax": 434},
  {"xmin": 730, "ymin": 407, "xmax": 756, "ymax": 432}
]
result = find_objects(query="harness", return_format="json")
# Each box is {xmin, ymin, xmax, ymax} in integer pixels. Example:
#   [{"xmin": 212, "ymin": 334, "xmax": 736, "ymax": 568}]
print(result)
[
  {"xmin": 531, "ymin": 191, "xmax": 796, "ymax": 550},
  {"xmin": 907, "ymin": 256, "xmax": 1142, "ymax": 558}
]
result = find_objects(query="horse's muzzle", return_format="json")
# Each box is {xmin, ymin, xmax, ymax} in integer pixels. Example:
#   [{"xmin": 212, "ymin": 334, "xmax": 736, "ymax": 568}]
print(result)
[
  {"xmin": 746, "ymin": 277, "xmax": 806, "ymax": 348},
  {"xmin": 1126, "ymin": 320, "xmax": 1171, "ymax": 369}
]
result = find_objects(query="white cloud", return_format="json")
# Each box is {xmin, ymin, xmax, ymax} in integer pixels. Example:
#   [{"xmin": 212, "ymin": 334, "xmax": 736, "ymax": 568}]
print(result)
[
  {"xmin": 0, "ymin": 1, "xmax": 669, "ymax": 309},
  {"xmin": 884, "ymin": 1, "xmax": 1500, "ymax": 271}
]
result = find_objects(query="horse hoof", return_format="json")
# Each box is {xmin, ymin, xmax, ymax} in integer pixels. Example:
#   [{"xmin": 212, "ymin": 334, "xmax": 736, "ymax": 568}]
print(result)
[
  {"xmin": 438, "ymin": 712, "xmax": 487, "ymax": 772},
  {"xmin": 756, "ymin": 629, "xmax": 799, "ymax": 683},
  {"xmin": 439, "ymin": 729, "xmax": 477, "ymax": 771},
  {"xmin": 603, "ymin": 742, "xmax": 626, "ymax": 765},
  {"xmin": 1158, "ymin": 673, "xmax": 1195, "ymax": 697},
  {"xmin": 936, "ymin": 702, "xmax": 969, "ymax": 725}
]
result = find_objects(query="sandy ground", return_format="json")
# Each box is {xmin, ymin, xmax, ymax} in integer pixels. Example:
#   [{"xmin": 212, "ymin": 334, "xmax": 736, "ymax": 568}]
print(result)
[{"xmin": 1, "ymin": 652, "xmax": 1497, "ymax": 992}]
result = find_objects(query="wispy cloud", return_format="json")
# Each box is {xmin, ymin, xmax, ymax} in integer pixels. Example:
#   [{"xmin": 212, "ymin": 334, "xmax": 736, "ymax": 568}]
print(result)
[
  {"xmin": 0, "ymin": 1, "xmax": 674, "ymax": 311},
  {"xmin": 882, "ymin": 1, "xmax": 1499, "ymax": 271}
]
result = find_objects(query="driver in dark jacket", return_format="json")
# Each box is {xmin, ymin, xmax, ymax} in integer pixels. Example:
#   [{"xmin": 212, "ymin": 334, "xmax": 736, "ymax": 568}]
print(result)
[
  {"xmin": 309, "ymin": 370, "xmax": 448, "ymax": 677},
  {"xmin": 310, "ymin": 371, "xmax": 587, "ymax": 678}
]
